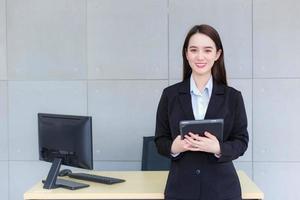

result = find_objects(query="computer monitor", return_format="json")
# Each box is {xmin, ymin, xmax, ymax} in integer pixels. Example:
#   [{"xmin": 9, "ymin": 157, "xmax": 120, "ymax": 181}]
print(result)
[{"xmin": 38, "ymin": 113, "xmax": 93, "ymax": 189}]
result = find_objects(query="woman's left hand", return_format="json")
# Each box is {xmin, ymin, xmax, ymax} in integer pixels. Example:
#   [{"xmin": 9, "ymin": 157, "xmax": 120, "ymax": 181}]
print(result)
[{"xmin": 184, "ymin": 131, "xmax": 221, "ymax": 154}]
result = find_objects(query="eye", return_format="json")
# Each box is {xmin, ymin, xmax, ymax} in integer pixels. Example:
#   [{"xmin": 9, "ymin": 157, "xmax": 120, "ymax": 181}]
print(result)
[
  {"xmin": 205, "ymin": 49, "xmax": 212, "ymax": 53},
  {"xmin": 189, "ymin": 48, "xmax": 197, "ymax": 53}
]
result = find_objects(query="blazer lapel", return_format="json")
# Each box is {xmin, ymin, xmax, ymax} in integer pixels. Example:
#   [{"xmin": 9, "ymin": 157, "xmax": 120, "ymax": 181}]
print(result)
[
  {"xmin": 178, "ymin": 79, "xmax": 195, "ymax": 120},
  {"xmin": 205, "ymin": 80, "xmax": 225, "ymax": 119}
]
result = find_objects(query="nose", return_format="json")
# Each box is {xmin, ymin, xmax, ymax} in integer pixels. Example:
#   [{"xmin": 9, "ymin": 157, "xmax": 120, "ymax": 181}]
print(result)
[{"xmin": 196, "ymin": 51, "xmax": 204, "ymax": 60}]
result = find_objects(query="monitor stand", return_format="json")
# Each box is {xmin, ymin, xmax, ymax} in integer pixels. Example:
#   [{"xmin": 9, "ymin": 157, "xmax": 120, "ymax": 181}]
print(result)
[{"xmin": 43, "ymin": 158, "xmax": 89, "ymax": 190}]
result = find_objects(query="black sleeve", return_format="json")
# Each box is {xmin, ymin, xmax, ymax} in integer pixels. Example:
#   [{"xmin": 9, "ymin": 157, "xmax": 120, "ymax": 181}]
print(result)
[
  {"xmin": 154, "ymin": 89, "xmax": 173, "ymax": 158},
  {"xmin": 217, "ymin": 91, "xmax": 249, "ymax": 162}
]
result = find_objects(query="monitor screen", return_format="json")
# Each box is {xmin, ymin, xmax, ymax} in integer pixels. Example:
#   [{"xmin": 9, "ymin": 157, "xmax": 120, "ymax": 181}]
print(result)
[{"xmin": 38, "ymin": 113, "xmax": 93, "ymax": 170}]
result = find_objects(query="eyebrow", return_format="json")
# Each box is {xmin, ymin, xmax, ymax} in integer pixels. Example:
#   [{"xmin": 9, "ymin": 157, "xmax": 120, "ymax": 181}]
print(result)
[{"xmin": 188, "ymin": 46, "xmax": 214, "ymax": 49}]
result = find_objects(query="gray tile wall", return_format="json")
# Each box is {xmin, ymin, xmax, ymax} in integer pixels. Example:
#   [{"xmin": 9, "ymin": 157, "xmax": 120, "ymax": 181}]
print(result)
[
  {"xmin": 0, "ymin": 0, "xmax": 6, "ymax": 80},
  {"xmin": 7, "ymin": 0, "xmax": 87, "ymax": 80},
  {"xmin": 1, "ymin": 0, "xmax": 298, "ymax": 199},
  {"xmin": 87, "ymin": 0, "xmax": 168, "ymax": 79}
]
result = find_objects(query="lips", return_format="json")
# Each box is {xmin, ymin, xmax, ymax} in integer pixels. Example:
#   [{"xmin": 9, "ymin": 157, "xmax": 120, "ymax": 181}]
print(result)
[{"xmin": 195, "ymin": 63, "xmax": 206, "ymax": 68}]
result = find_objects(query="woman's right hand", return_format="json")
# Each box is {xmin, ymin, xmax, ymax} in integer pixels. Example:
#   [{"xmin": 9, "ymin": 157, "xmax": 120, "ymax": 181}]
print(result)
[{"xmin": 171, "ymin": 135, "xmax": 189, "ymax": 154}]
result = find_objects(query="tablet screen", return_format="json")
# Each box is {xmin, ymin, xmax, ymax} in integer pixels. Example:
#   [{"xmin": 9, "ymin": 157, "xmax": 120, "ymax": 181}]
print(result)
[{"xmin": 180, "ymin": 119, "xmax": 223, "ymax": 142}]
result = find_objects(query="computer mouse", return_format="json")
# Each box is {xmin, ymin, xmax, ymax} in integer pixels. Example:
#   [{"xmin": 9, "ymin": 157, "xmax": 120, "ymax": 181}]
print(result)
[{"xmin": 58, "ymin": 169, "xmax": 72, "ymax": 177}]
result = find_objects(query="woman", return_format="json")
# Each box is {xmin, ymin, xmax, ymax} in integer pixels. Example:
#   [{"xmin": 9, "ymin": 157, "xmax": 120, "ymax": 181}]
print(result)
[{"xmin": 155, "ymin": 24, "xmax": 249, "ymax": 200}]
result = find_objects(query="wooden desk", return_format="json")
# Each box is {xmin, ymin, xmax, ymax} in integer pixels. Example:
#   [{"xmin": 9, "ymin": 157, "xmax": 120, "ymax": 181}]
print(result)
[{"xmin": 24, "ymin": 170, "xmax": 264, "ymax": 200}]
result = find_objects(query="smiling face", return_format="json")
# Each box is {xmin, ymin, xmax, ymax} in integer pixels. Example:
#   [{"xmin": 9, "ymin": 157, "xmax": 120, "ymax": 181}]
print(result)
[{"xmin": 185, "ymin": 33, "xmax": 221, "ymax": 78}]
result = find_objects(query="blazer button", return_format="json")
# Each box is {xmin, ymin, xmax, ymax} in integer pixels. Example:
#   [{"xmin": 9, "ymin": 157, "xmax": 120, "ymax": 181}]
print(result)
[{"xmin": 195, "ymin": 169, "xmax": 201, "ymax": 175}]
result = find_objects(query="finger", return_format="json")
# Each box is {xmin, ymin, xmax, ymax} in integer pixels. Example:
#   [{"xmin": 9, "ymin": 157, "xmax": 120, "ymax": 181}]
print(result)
[
  {"xmin": 188, "ymin": 132, "xmax": 201, "ymax": 140},
  {"xmin": 185, "ymin": 138, "xmax": 207, "ymax": 150},
  {"xmin": 184, "ymin": 138, "xmax": 196, "ymax": 146},
  {"xmin": 176, "ymin": 135, "xmax": 184, "ymax": 141},
  {"xmin": 184, "ymin": 140, "xmax": 210, "ymax": 152},
  {"xmin": 183, "ymin": 142, "xmax": 196, "ymax": 149},
  {"xmin": 184, "ymin": 134, "xmax": 197, "ymax": 143},
  {"xmin": 185, "ymin": 139, "xmax": 201, "ymax": 149},
  {"xmin": 186, "ymin": 145, "xmax": 207, "ymax": 152},
  {"xmin": 188, "ymin": 132, "xmax": 195, "ymax": 135},
  {"xmin": 198, "ymin": 136, "xmax": 210, "ymax": 143},
  {"xmin": 204, "ymin": 131, "xmax": 216, "ymax": 140},
  {"xmin": 188, "ymin": 132, "xmax": 198, "ymax": 138}
]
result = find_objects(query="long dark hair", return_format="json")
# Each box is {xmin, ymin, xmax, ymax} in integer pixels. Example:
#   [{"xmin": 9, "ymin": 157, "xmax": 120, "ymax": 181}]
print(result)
[{"xmin": 182, "ymin": 24, "xmax": 227, "ymax": 85}]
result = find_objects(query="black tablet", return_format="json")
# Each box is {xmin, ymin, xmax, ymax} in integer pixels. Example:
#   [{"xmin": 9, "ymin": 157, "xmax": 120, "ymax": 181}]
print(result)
[{"xmin": 180, "ymin": 119, "xmax": 224, "ymax": 142}]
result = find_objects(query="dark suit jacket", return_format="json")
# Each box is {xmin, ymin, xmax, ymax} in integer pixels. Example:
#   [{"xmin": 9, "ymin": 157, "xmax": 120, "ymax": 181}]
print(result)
[{"xmin": 155, "ymin": 78, "xmax": 249, "ymax": 200}]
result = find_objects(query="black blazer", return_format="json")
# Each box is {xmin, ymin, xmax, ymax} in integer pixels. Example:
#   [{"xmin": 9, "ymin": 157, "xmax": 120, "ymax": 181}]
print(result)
[{"xmin": 155, "ymin": 78, "xmax": 249, "ymax": 200}]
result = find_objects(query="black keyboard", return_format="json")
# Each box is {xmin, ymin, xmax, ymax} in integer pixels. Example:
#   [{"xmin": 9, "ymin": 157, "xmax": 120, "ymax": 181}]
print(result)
[{"xmin": 69, "ymin": 173, "xmax": 125, "ymax": 185}]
